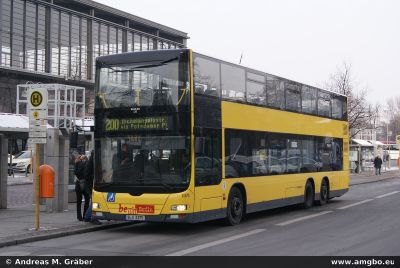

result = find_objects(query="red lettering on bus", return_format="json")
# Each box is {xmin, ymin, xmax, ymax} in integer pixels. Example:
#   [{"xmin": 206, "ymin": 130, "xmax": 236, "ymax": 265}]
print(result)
[
  {"xmin": 136, "ymin": 205, "xmax": 155, "ymax": 214},
  {"xmin": 118, "ymin": 204, "xmax": 153, "ymax": 214}
]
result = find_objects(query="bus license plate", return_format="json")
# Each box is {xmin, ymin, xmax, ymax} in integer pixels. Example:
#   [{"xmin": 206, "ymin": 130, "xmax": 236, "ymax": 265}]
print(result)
[{"xmin": 126, "ymin": 215, "xmax": 145, "ymax": 221}]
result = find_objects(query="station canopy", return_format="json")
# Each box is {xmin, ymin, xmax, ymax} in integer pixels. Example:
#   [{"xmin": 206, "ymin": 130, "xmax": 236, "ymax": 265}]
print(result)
[
  {"xmin": 351, "ymin": 139, "xmax": 373, "ymax": 147},
  {"xmin": 0, "ymin": 113, "xmax": 30, "ymax": 133},
  {"xmin": 370, "ymin": 141, "xmax": 385, "ymax": 146},
  {"xmin": 0, "ymin": 113, "xmax": 53, "ymax": 134}
]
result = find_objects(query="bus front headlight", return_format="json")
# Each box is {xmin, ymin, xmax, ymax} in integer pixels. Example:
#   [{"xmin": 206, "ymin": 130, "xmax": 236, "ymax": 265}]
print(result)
[
  {"xmin": 171, "ymin": 205, "xmax": 188, "ymax": 212},
  {"xmin": 92, "ymin": 203, "xmax": 101, "ymax": 209}
]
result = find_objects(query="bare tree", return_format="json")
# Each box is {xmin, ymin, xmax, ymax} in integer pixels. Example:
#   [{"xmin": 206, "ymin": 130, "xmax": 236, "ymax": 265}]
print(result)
[
  {"xmin": 325, "ymin": 63, "xmax": 377, "ymax": 139},
  {"xmin": 385, "ymin": 96, "xmax": 400, "ymax": 141}
]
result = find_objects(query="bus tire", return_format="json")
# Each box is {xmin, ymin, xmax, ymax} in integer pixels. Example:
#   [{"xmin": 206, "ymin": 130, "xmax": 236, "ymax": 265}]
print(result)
[
  {"xmin": 225, "ymin": 187, "xmax": 244, "ymax": 226},
  {"xmin": 317, "ymin": 179, "xmax": 329, "ymax": 206},
  {"xmin": 303, "ymin": 181, "xmax": 314, "ymax": 209}
]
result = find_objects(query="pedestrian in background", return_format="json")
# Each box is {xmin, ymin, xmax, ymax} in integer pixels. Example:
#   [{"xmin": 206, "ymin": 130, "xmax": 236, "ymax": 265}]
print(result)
[
  {"xmin": 74, "ymin": 155, "xmax": 89, "ymax": 221},
  {"xmin": 373, "ymin": 155, "xmax": 383, "ymax": 176},
  {"xmin": 384, "ymin": 151, "xmax": 390, "ymax": 170}
]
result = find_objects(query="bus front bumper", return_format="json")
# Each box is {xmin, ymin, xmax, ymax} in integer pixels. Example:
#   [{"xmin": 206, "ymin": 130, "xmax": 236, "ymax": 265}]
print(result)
[
  {"xmin": 92, "ymin": 212, "xmax": 196, "ymax": 223},
  {"xmin": 92, "ymin": 208, "xmax": 226, "ymax": 224}
]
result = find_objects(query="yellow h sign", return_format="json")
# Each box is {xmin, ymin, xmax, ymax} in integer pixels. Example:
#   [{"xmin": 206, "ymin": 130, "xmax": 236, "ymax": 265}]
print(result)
[{"xmin": 30, "ymin": 91, "xmax": 43, "ymax": 107}]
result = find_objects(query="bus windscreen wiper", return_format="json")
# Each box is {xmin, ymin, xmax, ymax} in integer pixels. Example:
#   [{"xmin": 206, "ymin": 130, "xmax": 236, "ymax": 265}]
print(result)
[{"xmin": 104, "ymin": 57, "xmax": 178, "ymax": 73}]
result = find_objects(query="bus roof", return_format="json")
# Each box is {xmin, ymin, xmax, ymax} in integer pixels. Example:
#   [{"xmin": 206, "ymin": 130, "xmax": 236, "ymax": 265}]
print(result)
[
  {"xmin": 193, "ymin": 50, "xmax": 347, "ymax": 99},
  {"xmin": 96, "ymin": 49, "xmax": 347, "ymax": 100},
  {"xmin": 96, "ymin": 49, "xmax": 189, "ymax": 66}
]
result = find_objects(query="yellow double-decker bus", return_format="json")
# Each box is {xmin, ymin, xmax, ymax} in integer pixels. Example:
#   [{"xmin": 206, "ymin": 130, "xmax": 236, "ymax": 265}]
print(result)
[{"xmin": 92, "ymin": 49, "xmax": 349, "ymax": 225}]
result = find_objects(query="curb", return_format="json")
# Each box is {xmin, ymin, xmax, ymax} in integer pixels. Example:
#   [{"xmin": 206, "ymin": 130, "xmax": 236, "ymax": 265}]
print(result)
[
  {"xmin": 350, "ymin": 173, "xmax": 399, "ymax": 186},
  {"xmin": 0, "ymin": 221, "xmax": 135, "ymax": 249}
]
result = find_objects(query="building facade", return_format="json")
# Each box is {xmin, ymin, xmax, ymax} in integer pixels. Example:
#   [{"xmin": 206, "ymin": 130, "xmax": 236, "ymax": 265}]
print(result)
[{"xmin": 0, "ymin": 0, "xmax": 188, "ymax": 114}]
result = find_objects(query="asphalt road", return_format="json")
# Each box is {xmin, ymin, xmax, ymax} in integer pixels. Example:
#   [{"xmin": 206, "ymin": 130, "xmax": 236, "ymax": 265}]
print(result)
[{"xmin": 1, "ymin": 177, "xmax": 399, "ymax": 256}]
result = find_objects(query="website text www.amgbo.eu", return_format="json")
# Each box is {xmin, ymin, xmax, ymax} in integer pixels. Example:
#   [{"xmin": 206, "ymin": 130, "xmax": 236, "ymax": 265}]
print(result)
[{"xmin": 331, "ymin": 258, "xmax": 395, "ymax": 267}]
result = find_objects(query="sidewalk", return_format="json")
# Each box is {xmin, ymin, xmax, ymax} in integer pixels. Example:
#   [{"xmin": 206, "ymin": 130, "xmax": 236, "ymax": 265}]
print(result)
[
  {"xmin": 7, "ymin": 173, "xmax": 33, "ymax": 186},
  {"xmin": 0, "ymin": 203, "xmax": 132, "ymax": 248},
  {"xmin": 2, "ymin": 173, "xmax": 131, "ymax": 249},
  {"xmin": 350, "ymin": 167, "xmax": 399, "ymax": 186}
]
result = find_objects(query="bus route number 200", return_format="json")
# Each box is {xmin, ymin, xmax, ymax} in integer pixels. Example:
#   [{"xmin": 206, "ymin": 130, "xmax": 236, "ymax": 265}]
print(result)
[{"xmin": 105, "ymin": 119, "xmax": 119, "ymax": 132}]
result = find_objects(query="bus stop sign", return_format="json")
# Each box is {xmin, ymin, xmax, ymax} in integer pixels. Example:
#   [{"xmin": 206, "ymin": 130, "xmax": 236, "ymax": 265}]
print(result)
[
  {"xmin": 28, "ymin": 88, "xmax": 48, "ymax": 144},
  {"xmin": 28, "ymin": 88, "xmax": 48, "ymax": 110}
]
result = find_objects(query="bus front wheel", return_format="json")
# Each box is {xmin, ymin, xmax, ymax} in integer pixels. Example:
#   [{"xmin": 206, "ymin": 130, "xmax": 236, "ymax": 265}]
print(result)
[
  {"xmin": 225, "ymin": 187, "xmax": 244, "ymax": 226},
  {"xmin": 303, "ymin": 181, "xmax": 314, "ymax": 209}
]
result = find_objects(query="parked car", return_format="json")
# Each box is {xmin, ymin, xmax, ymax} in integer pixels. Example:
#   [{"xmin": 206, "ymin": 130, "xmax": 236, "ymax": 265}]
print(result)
[
  {"xmin": 286, "ymin": 156, "xmax": 323, "ymax": 173},
  {"xmin": 9, "ymin": 151, "xmax": 32, "ymax": 173}
]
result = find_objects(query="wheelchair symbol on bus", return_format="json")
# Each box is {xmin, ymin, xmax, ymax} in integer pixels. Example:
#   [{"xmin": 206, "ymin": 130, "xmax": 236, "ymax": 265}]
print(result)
[{"xmin": 107, "ymin": 193, "xmax": 116, "ymax": 203}]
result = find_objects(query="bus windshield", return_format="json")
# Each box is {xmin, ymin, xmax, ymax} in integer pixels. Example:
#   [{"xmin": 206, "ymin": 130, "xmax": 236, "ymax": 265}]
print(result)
[
  {"xmin": 96, "ymin": 136, "xmax": 190, "ymax": 191},
  {"xmin": 94, "ymin": 50, "xmax": 191, "ymax": 194},
  {"xmin": 97, "ymin": 51, "xmax": 189, "ymax": 109}
]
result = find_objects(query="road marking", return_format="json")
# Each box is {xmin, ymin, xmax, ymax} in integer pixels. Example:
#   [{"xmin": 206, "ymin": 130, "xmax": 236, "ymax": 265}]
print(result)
[
  {"xmin": 275, "ymin": 211, "xmax": 333, "ymax": 226},
  {"xmin": 38, "ymin": 254, "xmax": 66, "ymax": 256},
  {"xmin": 336, "ymin": 199, "xmax": 374, "ymax": 210},
  {"xmin": 166, "ymin": 229, "xmax": 265, "ymax": 256},
  {"xmin": 375, "ymin": 191, "xmax": 400, "ymax": 199},
  {"xmin": 0, "ymin": 251, "xmax": 31, "ymax": 256}
]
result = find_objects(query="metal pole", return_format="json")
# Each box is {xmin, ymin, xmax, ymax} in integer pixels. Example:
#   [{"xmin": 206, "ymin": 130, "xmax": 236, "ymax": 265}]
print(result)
[
  {"xmin": 9, "ymin": 147, "xmax": 13, "ymax": 177},
  {"xmin": 386, "ymin": 123, "xmax": 389, "ymax": 147},
  {"xmin": 358, "ymin": 146, "xmax": 361, "ymax": 174},
  {"xmin": 35, "ymin": 143, "xmax": 40, "ymax": 231},
  {"xmin": 30, "ymin": 149, "xmax": 33, "ymax": 180},
  {"xmin": 387, "ymin": 123, "xmax": 389, "ymax": 170}
]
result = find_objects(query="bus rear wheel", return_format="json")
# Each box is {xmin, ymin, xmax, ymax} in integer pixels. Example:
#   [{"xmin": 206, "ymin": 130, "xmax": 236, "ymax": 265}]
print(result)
[
  {"xmin": 225, "ymin": 187, "xmax": 244, "ymax": 226},
  {"xmin": 303, "ymin": 181, "xmax": 314, "ymax": 209},
  {"xmin": 317, "ymin": 179, "xmax": 329, "ymax": 206}
]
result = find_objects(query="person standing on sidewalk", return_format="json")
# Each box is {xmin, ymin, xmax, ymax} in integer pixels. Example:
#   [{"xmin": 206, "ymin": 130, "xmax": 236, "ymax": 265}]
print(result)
[
  {"xmin": 74, "ymin": 155, "xmax": 89, "ymax": 221},
  {"xmin": 373, "ymin": 155, "xmax": 383, "ymax": 176},
  {"xmin": 83, "ymin": 151, "xmax": 101, "ymax": 225}
]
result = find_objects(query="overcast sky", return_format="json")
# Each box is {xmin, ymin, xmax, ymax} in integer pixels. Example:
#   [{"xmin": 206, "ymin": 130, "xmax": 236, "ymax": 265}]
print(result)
[{"xmin": 96, "ymin": 0, "xmax": 400, "ymax": 105}]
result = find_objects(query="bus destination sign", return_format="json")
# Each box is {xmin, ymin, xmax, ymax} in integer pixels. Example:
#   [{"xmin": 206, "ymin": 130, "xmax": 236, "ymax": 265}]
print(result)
[{"xmin": 104, "ymin": 116, "xmax": 171, "ymax": 132}]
